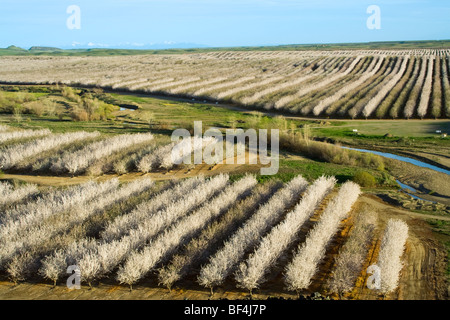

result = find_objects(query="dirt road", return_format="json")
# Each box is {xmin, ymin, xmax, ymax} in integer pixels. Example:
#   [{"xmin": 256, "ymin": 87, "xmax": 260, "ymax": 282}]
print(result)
[
  {"xmin": 354, "ymin": 195, "xmax": 448, "ymax": 300},
  {"xmin": 0, "ymin": 162, "xmax": 261, "ymax": 187}
]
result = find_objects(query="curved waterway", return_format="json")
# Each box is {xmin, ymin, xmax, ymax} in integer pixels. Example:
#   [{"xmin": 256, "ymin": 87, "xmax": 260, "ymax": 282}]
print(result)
[
  {"xmin": 341, "ymin": 146, "xmax": 450, "ymax": 175},
  {"xmin": 342, "ymin": 146, "xmax": 446, "ymax": 203}
]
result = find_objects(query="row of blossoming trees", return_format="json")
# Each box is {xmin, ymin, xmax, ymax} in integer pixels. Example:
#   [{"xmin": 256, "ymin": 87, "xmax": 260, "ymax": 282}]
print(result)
[
  {"xmin": 0, "ymin": 125, "xmax": 222, "ymax": 175},
  {"xmin": 0, "ymin": 172, "xmax": 409, "ymax": 298},
  {"xmin": 0, "ymin": 50, "xmax": 449, "ymax": 119}
]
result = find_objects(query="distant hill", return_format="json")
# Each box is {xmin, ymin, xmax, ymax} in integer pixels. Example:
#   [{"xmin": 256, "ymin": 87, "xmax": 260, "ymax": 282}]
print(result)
[
  {"xmin": 1, "ymin": 39, "xmax": 449, "ymax": 56},
  {"xmin": 60, "ymin": 42, "xmax": 209, "ymax": 50},
  {"xmin": 29, "ymin": 46, "xmax": 64, "ymax": 52},
  {"xmin": 6, "ymin": 45, "xmax": 26, "ymax": 51}
]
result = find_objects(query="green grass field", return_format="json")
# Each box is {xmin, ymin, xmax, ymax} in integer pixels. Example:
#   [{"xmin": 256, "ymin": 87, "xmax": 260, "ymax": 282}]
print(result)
[
  {"xmin": 312, "ymin": 120, "xmax": 450, "ymax": 138},
  {"xmin": 3, "ymin": 85, "xmax": 449, "ymax": 147}
]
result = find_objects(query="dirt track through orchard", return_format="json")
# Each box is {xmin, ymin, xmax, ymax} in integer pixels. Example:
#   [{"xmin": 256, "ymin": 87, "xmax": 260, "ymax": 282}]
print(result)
[{"xmin": 354, "ymin": 195, "xmax": 448, "ymax": 300}]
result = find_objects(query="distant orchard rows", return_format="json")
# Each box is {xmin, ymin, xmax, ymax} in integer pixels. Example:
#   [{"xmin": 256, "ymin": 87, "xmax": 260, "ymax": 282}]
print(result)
[
  {"xmin": 0, "ymin": 125, "xmax": 229, "ymax": 175},
  {"xmin": 0, "ymin": 49, "xmax": 449, "ymax": 119},
  {"xmin": 0, "ymin": 174, "xmax": 408, "ymax": 296}
]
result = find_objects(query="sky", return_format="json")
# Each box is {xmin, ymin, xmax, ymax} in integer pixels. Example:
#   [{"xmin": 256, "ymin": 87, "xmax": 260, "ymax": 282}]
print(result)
[{"xmin": 1, "ymin": 0, "xmax": 449, "ymax": 49}]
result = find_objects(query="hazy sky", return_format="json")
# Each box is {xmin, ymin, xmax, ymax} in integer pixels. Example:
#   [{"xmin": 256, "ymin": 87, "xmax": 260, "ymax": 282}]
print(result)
[{"xmin": 1, "ymin": 0, "xmax": 449, "ymax": 49}]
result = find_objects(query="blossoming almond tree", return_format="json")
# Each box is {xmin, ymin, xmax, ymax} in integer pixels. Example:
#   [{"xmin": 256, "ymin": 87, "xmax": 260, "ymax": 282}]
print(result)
[
  {"xmin": 0, "ymin": 128, "xmax": 51, "ymax": 144},
  {"xmin": 417, "ymin": 56, "xmax": 435, "ymax": 118},
  {"xmin": 284, "ymin": 181, "xmax": 361, "ymax": 294},
  {"xmin": 157, "ymin": 181, "xmax": 281, "ymax": 291},
  {"xmin": 0, "ymin": 182, "xmax": 39, "ymax": 206},
  {"xmin": 0, "ymin": 179, "xmax": 118, "ymax": 242},
  {"xmin": 377, "ymin": 219, "xmax": 408, "ymax": 295},
  {"xmin": 5, "ymin": 178, "xmax": 154, "ymax": 283},
  {"xmin": 197, "ymin": 175, "xmax": 308, "ymax": 293},
  {"xmin": 0, "ymin": 131, "xmax": 100, "ymax": 170},
  {"xmin": 362, "ymin": 57, "xmax": 410, "ymax": 118},
  {"xmin": 116, "ymin": 175, "xmax": 257, "ymax": 288},
  {"xmin": 76, "ymin": 175, "xmax": 229, "ymax": 285},
  {"xmin": 312, "ymin": 56, "xmax": 384, "ymax": 116},
  {"xmin": 50, "ymin": 133, "xmax": 154, "ymax": 175},
  {"xmin": 235, "ymin": 176, "xmax": 336, "ymax": 293},
  {"xmin": 0, "ymin": 179, "xmax": 120, "ymax": 268},
  {"xmin": 404, "ymin": 57, "xmax": 428, "ymax": 119},
  {"xmin": 100, "ymin": 176, "xmax": 205, "ymax": 241},
  {"xmin": 327, "ymin": 211, "xmax": 377, "ymax": 297}
]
